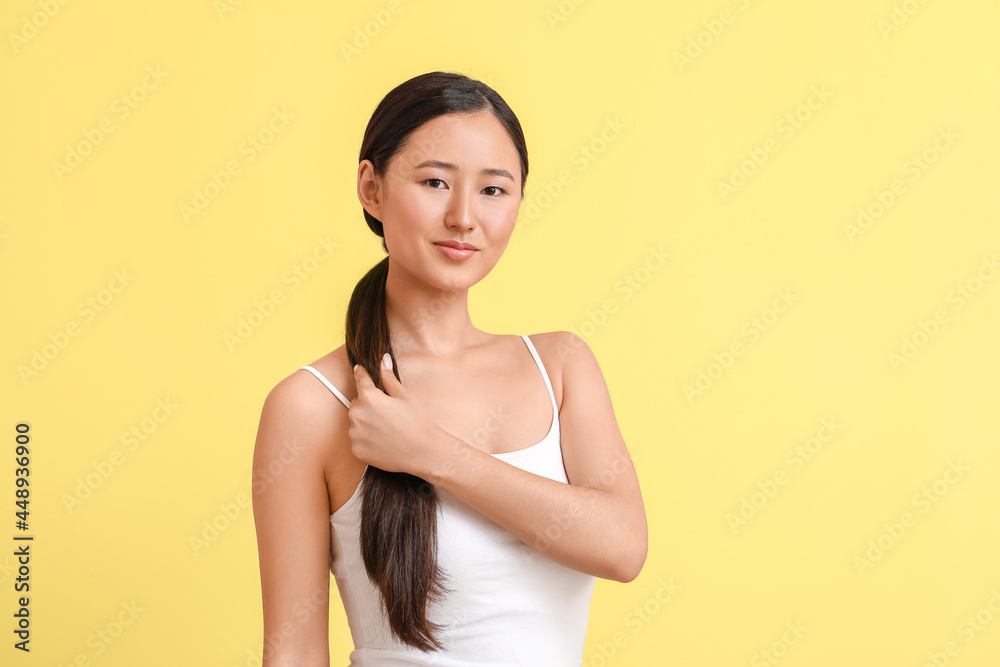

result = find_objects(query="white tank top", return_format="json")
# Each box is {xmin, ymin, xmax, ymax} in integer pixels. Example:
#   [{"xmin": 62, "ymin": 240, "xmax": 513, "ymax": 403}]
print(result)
[{"xmin": 299, "ymin": 334, "xmax": 597, "ymax": 665}]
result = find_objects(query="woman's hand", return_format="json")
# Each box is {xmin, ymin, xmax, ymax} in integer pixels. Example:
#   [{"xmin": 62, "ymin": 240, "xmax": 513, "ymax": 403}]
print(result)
[{"xmin": 347, "ymin": 353, "xmax": 447, "ymax": 477}]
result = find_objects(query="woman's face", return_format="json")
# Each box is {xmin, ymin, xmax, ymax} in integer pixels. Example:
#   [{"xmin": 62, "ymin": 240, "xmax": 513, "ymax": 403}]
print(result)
[{"xmin": 358, "ymin": 111, "xmax": 523, "ymax": 292}]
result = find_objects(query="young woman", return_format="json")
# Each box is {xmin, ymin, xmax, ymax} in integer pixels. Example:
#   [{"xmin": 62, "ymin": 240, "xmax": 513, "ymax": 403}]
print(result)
[{"xmin": 252, "ymin": 71, "xmax": 647, "ymax": 666}]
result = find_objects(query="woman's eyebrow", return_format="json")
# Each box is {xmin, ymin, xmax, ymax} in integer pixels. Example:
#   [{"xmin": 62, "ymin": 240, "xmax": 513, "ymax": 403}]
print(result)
[{"xmin": 414, "ymin": 159, "xmax": 515, "ymax": 183}]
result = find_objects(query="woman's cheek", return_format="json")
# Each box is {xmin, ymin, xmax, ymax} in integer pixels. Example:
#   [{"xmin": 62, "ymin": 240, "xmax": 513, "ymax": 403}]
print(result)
[{"xmin": 405, "ymin": 194, "xmax": 443, "ymax": 228}]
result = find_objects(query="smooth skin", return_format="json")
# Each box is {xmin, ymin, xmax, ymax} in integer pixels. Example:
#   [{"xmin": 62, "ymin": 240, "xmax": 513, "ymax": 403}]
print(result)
[{"xmin": 252, "ymin": 111, "xmax": 648, "ymax": 666}]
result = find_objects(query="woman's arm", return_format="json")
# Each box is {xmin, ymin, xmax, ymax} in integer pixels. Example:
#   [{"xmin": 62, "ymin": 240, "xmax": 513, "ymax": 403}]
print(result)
[
  {"xmin": 350, "ymin": 332, "xmax": 648, "ymax": 582},
  {"xmin": 252, "ymin": 374, "xmax": 338, "ymax": 667}
]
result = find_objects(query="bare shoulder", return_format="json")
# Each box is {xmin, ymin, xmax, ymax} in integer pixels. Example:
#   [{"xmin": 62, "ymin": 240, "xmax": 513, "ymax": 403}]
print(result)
[
  {"xmin": 265, "ymin": 346, "xmax": 351, "ymax": 412},
  {"xmin": 524, "ymin": 330, "xmax": 596, "ymax": 368},
  {"xmin": 255, "ymin": 345, "xmax": 356, "ymax": 461},
  {"xmin": 522, "ymin": 331, "xmax": 602, "ymax": 408},
  {"xmin": 300, "ymin": 343, "xmax": 359, "ymax": 403}
]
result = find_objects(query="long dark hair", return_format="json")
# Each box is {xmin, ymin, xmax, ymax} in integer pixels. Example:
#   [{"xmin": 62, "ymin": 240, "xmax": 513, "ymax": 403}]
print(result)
[{"xmin": 344, "ymin": 71, "xmax": 529, "ymax": 651}]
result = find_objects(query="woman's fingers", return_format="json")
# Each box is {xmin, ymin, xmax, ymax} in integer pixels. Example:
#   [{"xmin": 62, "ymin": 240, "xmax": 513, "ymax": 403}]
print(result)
[
  {"xmin": 353, "ymin": 357, "xmax": 407, "ymax": 400},
  {"xmin": 352, "ymin": 363, "xmax": 376, "ymax": 396},
  {"xmin": 378, "ymin": 354, "xmax": 408, "ymax": 398}
]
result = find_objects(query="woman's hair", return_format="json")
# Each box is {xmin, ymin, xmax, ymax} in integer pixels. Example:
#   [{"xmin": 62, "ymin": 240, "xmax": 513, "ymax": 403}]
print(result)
[{"xmin": 344, "ymin": 71, "xmax": 528, "ymax": 651}]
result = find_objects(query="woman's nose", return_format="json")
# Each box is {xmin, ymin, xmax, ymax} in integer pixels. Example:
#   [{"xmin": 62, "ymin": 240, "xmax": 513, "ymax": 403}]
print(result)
[{"xmin": 444, "ymin": 188, "xmax": 476, "ymax": 231}]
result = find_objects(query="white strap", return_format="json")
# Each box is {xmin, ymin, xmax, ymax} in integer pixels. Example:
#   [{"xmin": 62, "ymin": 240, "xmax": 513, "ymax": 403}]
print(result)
[{"xmin": 299, "ymin": 366, "xmax": 351, "ymax": 409}]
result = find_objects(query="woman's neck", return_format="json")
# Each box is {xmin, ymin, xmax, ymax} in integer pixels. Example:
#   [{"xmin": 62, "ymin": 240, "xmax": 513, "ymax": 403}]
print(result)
[{"xmin": 384, "ymin": 262, "xmax": 482, "ymax": 359}]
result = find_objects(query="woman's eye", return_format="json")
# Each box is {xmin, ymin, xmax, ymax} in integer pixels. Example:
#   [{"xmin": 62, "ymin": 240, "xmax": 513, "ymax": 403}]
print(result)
[{"xmin": 424, "ymin": 179, "xmax": 504, "ymax": 196}]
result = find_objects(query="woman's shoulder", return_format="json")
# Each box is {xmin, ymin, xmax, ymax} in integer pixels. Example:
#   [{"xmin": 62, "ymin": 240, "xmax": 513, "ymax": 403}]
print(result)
[
  {"xmin": 254, "ymin": 346, "xmax": 357, "ymax": 480},
  {"xmin": 522, "ymin": 330, "xmax": 582, "ymax": 345},
  {"xmin": 521, "ymin": 330, "xmax": 591, "ymax": 365},
  {"xmin": 299, "ymin": 344, "xmax": 359, "ymax": 403},
  {"xmin": 263, "ymin": 344, "xmax": 357, "ymax": 416},
  {"xmin": 523, "ymin": 330, "xmax": 604, "ymax": 389},
  {"xmin": 518, "ymin": 331, "xmax": 594, "ymax": 405}
]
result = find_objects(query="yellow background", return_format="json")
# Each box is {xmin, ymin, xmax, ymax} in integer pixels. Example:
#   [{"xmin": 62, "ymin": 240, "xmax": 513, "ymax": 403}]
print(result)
[{"xmin": 2, "ymin": 0, "xmax": 999, "ymax": 664}]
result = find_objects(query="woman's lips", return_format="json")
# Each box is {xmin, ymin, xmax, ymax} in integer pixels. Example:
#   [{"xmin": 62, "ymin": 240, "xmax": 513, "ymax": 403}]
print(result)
[{"xmin": 434, "ymin": 242, "xmax": 477, "ymax": 260}]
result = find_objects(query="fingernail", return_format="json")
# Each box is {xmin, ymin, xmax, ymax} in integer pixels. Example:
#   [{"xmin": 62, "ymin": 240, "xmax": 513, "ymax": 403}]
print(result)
[
  {"xmin": 353, "ymin": 364, "xmax": 359, "ymax": 372},
  {"xmin": 382, "ymin": 352, "xmax": 393, "ymax": 371}
]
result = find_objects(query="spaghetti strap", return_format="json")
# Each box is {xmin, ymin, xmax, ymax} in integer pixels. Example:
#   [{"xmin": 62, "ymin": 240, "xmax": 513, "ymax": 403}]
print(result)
[
  {"xmin": 299, "ymin": 366, "xmax": 351, "ymax": 409},
  {"xmin": 301, "ymin": 338, "xmax": 550, "ymax": 413},
  {"xmin": 519, "ymin": 335, "xmax": 558, "ymax": 412}
]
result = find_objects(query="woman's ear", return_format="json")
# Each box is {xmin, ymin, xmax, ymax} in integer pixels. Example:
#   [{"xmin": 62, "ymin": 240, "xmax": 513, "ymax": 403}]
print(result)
[{"xmin": 357, "ymin": 159, "xmax": 383, "ymax": 220}]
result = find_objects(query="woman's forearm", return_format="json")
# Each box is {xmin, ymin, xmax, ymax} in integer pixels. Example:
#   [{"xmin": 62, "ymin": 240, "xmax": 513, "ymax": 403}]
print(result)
[{"xmin": 420, "ymin": 433, "xmax": 645, "ymax": 582}]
